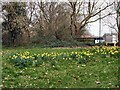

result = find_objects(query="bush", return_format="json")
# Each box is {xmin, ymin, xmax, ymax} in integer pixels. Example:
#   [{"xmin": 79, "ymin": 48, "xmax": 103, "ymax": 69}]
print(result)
[{"xmin": 48, "ymin": 40, "xmax": 88, "ymax": 47}]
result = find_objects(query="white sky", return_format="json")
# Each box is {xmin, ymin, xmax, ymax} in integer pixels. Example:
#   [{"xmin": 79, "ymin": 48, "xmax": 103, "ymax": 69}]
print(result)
[
  {"xmin": 89, "ymin": 19, "xmax": 116, "ymax": 37},
  {"xmin": 88, "ymin": 0, "xmax": 117, "ymax": 37},
  {"xmin": 1, "ymin": 0, "xmax": 118, "ymax": 37},
  {"xmin": 1, "ymin": 0, "xmax": 112, "ymax": 2}
]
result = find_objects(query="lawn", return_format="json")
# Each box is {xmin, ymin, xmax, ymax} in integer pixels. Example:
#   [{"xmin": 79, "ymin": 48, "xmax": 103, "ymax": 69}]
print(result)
[{"xmin": 1, "ymin": 46, "xmax": 120, "ymax": 88}]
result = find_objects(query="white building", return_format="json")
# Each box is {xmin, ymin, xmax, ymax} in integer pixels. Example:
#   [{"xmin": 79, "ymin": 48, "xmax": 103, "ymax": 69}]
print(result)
[{"xmin": 103, "ymin": 33, "xmax": 118, "ymax": 43}]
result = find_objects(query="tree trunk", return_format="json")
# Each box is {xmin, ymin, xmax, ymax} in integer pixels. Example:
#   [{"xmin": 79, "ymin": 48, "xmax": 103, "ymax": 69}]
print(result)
[
  {"xmin": 70, "ymin": 14, "xmax": 74, "ymax": 36},
  {"xmin": 118, "ymin": 23, "xmax": 120, "ymax": 46},
  {"xmin": 116, "ymin": 13, "xmax": 120, "ymax": 46},
  {"xmin": 10, "ymin": 31, "xmax": 16, "ymax": 47}
]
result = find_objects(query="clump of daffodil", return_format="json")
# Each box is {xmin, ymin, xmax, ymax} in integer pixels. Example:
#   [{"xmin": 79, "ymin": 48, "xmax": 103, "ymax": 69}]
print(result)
[{"xmin": 8, "ymin": 46, "xmax": 119, "ymax": 67}]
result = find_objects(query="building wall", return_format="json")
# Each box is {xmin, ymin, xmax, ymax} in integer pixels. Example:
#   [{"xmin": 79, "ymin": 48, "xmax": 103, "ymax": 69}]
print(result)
[
  {"xmin": 105, "ymin": 35, "xmax": 112, "ymax": 42},
  {"xmin": 103, "ymin": 34, "xmax": 118, "ymax": 43},
  {"xmin": 112, "ymin": 35, "xmax": 117, "ymax": 43}
]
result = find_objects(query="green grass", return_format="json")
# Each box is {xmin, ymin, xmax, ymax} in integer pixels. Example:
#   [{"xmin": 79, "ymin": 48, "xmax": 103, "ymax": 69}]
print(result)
[{"xmin": 1, "ymin": 46, "xmax": 119, "ymax": 88}]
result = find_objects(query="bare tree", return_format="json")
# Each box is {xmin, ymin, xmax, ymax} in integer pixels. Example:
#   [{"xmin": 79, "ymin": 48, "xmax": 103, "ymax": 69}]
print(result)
[
  {"xmin": 103, "ymin": 0, "xmax": 120, "ymax": 46},
  {"xmin": 2, "ymin": 1, "xmax": 116, "ymax": 46},
  {"xmin": 68, "ymin": 0, "xmax": 114, "ymax": 38},
  {"xmin": 28, "ymin": 0, "xmax": 115, "ymax": 41},
  {"xmin": 33, "ymin": 1, "xmax": 71, "ymax": 41},
  {"xmin": 115, "ymin": 0, "xmax": 120, "ymax": 46}
]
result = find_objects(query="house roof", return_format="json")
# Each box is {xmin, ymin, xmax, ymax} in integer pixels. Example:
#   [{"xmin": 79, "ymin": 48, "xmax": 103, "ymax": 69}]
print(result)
[
  {"xmin": 80, "ymin": 34, "xmax": 93, "ymax": 38},
  {"xmin": 103, "ymin": 33, "xmax": 117, "ymax": 36}
]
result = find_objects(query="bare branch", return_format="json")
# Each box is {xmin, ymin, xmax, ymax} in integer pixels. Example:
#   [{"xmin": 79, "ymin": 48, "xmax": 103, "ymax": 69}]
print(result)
[
  {"xmin": 88, "ymin": 12, "xmax": 116, "ymax": 23},
  {"xmin": 91, "ymin": 2, "xmax": 114, "ymax": 17}
]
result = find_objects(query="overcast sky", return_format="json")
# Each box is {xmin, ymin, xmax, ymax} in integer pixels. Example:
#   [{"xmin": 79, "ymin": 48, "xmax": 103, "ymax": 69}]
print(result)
[
  {"xmin": 1, "ymin": 0, "xmax": 118, "ymax": 37},
  {"xmin": 88, "ymin": 0, "xmax": 117, "ymax": 37}
]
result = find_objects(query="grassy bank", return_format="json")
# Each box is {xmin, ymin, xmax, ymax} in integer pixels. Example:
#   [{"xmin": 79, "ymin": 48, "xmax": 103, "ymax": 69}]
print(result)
[{"xmin": 1, "ymin": 46, "xmax": 119, "ymax": 88}]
